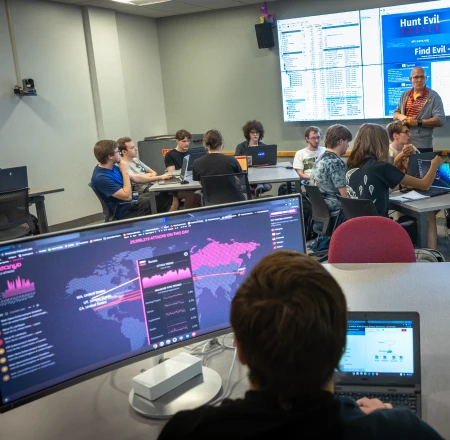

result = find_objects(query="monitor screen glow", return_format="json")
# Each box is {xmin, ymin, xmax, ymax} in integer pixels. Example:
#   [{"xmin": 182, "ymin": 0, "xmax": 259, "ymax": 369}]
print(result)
[{"xmin": 0, "ymin": 195, "xmax": 305, "ymax": 412}]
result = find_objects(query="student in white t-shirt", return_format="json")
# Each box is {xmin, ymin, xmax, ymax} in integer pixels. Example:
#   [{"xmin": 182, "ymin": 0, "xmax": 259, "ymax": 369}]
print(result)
[
  {"xmin": 293, "ymin": 126, "xmax": 326, "ymax": 181},
  {"xmin": 386, "ymin": 121, "xmax": 419, "ymax": 174}
]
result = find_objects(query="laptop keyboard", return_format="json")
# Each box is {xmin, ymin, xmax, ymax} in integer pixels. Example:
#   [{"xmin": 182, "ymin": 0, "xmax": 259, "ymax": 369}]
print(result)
[
  {"xmin": 335, "ymin": 392, "xmax": 417, "ymax": 414},
  {"xmin": 416, "ymin": 187, "xmax": 450, "ymax": 197}
]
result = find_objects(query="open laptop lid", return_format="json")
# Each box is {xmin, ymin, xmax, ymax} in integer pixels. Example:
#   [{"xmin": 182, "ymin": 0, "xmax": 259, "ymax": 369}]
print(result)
[
  {"xmin": 187, "ymin": 149, "xmax": 207, "ymax": 171},
  {"xmin": 406, "ymin": 152, "xmax": 441, "ymax": 177},
  {"xmin": 418, "ymin": 160, "xmax": 450, "ymax": 189},
  {"xmin": 247, "ymin": 144, "xmax": 277, "ymax": 166},
  {"xmin": 180, "ymin": 155, "xmax": 189, "ymax": 180},
  {"xmin": 0, "ymin": 167, "xmax": 28, "ymax": 192},
  {"xmin": 335, "ymin": 311, "xmax": 420, "ymax": 386}
]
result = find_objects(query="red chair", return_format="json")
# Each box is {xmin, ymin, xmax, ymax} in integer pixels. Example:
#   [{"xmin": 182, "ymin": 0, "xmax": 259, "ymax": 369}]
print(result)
[{"xmin": 328, "ymin": 216, "xmax": 416, "ymax": 263}]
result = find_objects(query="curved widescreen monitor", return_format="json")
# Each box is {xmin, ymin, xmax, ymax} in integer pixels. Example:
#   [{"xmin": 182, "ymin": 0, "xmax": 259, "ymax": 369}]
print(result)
[
  {"xmin": 0, "ymin": 195, "xmax": 305, "ymax": 412},
  {"xmin": 278, "ymin": 0, "xmax": 450, "ymax": 121}
]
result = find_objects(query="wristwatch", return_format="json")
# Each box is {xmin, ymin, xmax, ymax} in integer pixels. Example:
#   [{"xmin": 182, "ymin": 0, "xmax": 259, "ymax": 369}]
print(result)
[{"xmin": 417, "ymin": 119, "xmax": 423, "ymax": 126}]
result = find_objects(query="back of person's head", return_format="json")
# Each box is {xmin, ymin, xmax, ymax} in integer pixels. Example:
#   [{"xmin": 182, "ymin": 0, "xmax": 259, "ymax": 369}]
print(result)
[
  {"xmin": 94, "ymin": 140, "xmax": 118, "ymax": 164},
  {"xmin": 175, "ymin": 129, "xmax": 192, "ymax": 141},
  {"xmin": 117, "ymin": 136, "xmax": 132, "ymax": 156},
  {"xmin": 325, "ymin": 125, "xmax": 353, "ymax": 149},
  {"xmin": 231, "ymin": 250, "xmax": 347, "ymax": 403},
  {"xmin": 347, "ymin": 123, "xmax": 389, "ymax": 169},
  {"xmin": 242, "ymin": 120, "xmax": 265, "ymax": 141},
  {"xmin": 203, "ymin": 129, "xmax": 223, "ymax": 151},
  {"xmin": 304, "ymin": 126, "xmax": 321, "ymax": 139},
  {"xmin": 386, "ymin": 121, "xmax": 411, "ymax": 142}
]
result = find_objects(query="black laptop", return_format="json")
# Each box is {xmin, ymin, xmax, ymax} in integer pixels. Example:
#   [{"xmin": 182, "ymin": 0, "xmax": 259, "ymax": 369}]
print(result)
[
  {"xmin": 0, "ymin": 166, "xmax": 28, "ymax": 192},
  {"xmin": 159, "ymin": 155, "xmax": 189, "ymax": 185},
  {"xmin": 335, "ymin": 311, "xmax": 421, "ymax": 417},
  {"xmin": 406, "ymin": 152, "xmax": 441, "ymax": 178},
  {"xmin": 247, "ymin": 144, "xmax": 277, "ymax": 167},
  {"xmin": 416, "ymin": 159, "xmax": 450, "ymax": 197},
  {"xmin": 186, "ymin": 148, "xmax": 207, "ymax": 171}
]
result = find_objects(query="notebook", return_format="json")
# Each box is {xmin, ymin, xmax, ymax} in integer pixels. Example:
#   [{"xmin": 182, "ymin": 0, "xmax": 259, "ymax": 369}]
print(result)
[
  {"xmin": 159, "ymin": 155, "xmax": 189, "ymax": 185},
  {"xmin": 335, "ymin": 311, "xmax": 421, "ymax": 417},
  {"xmin": 246, "ymin": 144, "xmax": 277, "ymax": 167},
  {"xmin": 235, "ymin": 155, "xmax": 248, "ymax": 172},
  {"xmin": 416, "ymin": 160, "xmax": 450, "ymax": 197},
  {"xmin": 0, "ymin": 166, "xmax": 28, "ymax": 192}
]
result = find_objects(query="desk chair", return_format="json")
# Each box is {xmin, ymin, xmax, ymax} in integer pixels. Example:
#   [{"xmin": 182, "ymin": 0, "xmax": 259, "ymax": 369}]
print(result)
[
  {"xmin": 328, "ymin": 216, "xmax": 416, "ymax": 263},
  {"xmin": 201, "ymin": 173, "xmax": 252, "ymax": 206},
  {"xmin": 89, "ymin": 183, "xmax": 119, "ymax": 222},
  {"xmin": 338, "ymin": 196, "xmax": 378, "ymax": 219},
  {"xmin": 0, "ymin": 188, "xmax": 36, "ymax": 241}
]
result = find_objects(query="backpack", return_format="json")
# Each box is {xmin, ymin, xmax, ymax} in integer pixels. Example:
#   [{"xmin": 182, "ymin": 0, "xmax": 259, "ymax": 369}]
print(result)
[
  {"xmin": 414, "ymin": 248, "xmax": 446, "ymax": 262},
  {"xmin": 278, "ymin": 185, "xmax": 316, "ymax": 241}
]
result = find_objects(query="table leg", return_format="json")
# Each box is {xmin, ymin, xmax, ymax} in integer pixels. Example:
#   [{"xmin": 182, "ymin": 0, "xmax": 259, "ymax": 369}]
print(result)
[
  {"xmin": 287, "ymin": 181, "xmax": 302, "ymax": 194},
  {"xmin": 149, "ymin": 192, "xmax": 157, "ymax": 214},
  {"xmin": 417, "ymin": 212, "xmax": 428, "ymax": 248},
  {"xmin": 30, "ymin": 196, "xmax": 49, "ymax": 234}
]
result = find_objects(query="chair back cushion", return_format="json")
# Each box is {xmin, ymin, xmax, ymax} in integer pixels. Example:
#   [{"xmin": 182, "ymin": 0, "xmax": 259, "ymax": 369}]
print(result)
[{"xmin": 328, "ymin": 216, "xmax": 416, "ymax": 263}]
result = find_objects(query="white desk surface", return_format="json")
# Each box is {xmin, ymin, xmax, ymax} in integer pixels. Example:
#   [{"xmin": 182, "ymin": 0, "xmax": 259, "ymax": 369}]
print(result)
[
  {"xmin": 2, "ymin": 263, "xmax": 449, "ymax": 439},
  {"xmin": 390, "ymin": 191, "xmax": 450, "ymax": 213},
  {"xmin": 150, "ymin": 161, "xmax": 297, "ymax": 191}
]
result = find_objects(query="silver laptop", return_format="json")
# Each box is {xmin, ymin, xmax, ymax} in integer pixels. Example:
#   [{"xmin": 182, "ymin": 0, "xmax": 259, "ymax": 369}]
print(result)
[
  {"xmin": 159, "ymin": 155, "xmax": 189, "ymax": 185},
  {"xmin": 335, "ymin": 311, "xmax": 421, "ymax": 417},
  {"xmin": 0, "ymin": 166, "xmax": 28, "ymax": 192}
]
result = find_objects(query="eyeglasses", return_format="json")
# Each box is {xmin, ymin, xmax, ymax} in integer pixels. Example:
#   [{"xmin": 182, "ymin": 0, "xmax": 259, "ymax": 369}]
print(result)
[
  {"xmin": 114, "ymin": 149, "xmax": 120, "ymax": 154},
  {"xmin": 401, "ymin": 130, "xmax": 411, "ymax": 135},
  {"xmin": 308, "ymin": 136, "xmax": 321, "ymax": 140},
  {"xmin": 412, "ymin": 75, "xmax": 426, "ymax": 80}
]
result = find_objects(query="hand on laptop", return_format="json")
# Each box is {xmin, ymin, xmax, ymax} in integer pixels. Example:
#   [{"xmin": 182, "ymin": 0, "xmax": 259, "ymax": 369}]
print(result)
[
  {"xmin": 431, "ymin": 155, "xmax": 444, "ymax": 169},
  {"xmin": 356, "ymin": 397, "xmax": 393, "ymax": 414},
  {"xmin": 159, "ymin": 174, "xmax": 175, "ymax": 180}
]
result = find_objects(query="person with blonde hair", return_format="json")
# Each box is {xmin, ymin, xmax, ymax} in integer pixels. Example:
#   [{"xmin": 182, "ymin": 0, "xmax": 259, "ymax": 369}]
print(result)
[{"xmin": 346, "ymin": 123, "xmax": 442, "ymax": 248}]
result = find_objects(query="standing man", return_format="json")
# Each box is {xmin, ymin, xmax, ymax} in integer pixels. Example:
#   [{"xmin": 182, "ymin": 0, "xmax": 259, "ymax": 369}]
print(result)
[
  {"xmin": 386, "ymin": 121, "xmax": 418, "ymax": 173},
  {"xmin": 293, "ymin": 126, "xmax": 325, "ymax": 181},
  {"xmin": 394, "ymin": 67, "xmax": 445, "ymax": 153},
  {"xmin": 310, "ymin": 124, "xmax": 352, "ymax": 214}
]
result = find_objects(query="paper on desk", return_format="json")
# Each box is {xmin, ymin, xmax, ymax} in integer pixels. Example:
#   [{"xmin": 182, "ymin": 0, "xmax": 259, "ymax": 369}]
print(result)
[{"xmin": 390, "ymin": 190, "xmax": 430, "ymax": 202}]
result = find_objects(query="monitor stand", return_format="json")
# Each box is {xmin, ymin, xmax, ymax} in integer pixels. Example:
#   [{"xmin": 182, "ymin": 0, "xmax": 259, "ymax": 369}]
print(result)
[{"xmin": 129, "ymin": 362, "xmax": 222, "ymax": 419}]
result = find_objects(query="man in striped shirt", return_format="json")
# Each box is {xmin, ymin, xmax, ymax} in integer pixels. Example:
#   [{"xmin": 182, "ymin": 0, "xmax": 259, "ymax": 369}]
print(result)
[{"xmin": 393, "ymin": 67, "xmax": 445, "ymax": 153}]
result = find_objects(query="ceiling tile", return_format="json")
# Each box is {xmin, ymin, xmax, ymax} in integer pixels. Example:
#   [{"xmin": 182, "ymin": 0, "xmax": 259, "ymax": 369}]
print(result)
[
  {"xmin": 142, "ymin": 1, "xmax": 209, "ymax": 13},
  {"xmin": 179, "ymin": 0, "xmax": 242, "ymax": 8}
]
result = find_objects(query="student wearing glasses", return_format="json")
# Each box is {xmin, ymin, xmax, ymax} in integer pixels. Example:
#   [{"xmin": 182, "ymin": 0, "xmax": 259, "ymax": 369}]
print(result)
[
  {"xmin": 293, "ymin": 126, "xmax": 325, "ymax": 182},
  {"xmin": 386, "ymin": 121, "xmax": 419, "ymax": 173},
  {"xmin": 393, "ymin": 67, "xmax": 445, "ymax": 153}
]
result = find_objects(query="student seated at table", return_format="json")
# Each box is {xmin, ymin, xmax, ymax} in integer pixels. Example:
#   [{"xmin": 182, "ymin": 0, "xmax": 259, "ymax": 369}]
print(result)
[
  {"xmin": 193, "ymin": 130, "xmax": 242, "ymax": 181},
  {"xmin": 386, "ymin": 120, "xmax": 419, "ymax": 173},
  {"xmin": 164, "ymin": 129, "xmax": 207, "ymax": 172},
  {"xmin": 346, "ymin": 123, "xmax": 443, "ymax": 249},
  {"xmin": 117, "ymin": 136, "xmax": 178, "ymax": 210},
  {"xmin": 310, "ymin": 124, "xmax": 352, "ymax": 214},
  {"xmin": 235, "ymin": 120, "xmax": 271, "ymax": 193},
  {"xmin": 91, "ymin": 140, "xmax": 175, "ymax": 220},
  {"xmin": 159, "ymin": 251, "xmax": 443, "ymax": 440}
]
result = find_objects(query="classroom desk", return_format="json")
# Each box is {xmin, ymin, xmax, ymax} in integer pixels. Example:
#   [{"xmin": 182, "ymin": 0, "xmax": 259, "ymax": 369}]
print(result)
[
  {"xmin": 2, "ymin": 263, "xmax": 449, "ymax": 439},
  {"xmin": 389, "ymin": 191, "xmax": 450, "ymax": 247},
  {"xmin": 29, "ymin": 187, "xmax": 65, "ymax": 234}
]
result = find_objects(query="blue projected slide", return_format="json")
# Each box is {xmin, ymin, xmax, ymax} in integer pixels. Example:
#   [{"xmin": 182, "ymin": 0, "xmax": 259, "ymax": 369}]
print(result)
[{"xmin": 277, "ymin": 0, "xmax": 450, "ymax": 122}]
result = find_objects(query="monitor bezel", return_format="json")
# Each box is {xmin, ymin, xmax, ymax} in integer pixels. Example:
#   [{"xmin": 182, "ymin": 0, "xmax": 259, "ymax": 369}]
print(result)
[
  {"xmin": 0, "ymin": 194, "xmax": 304, "ymax": 412},
  {"xmin": 335, "ymin": 311, "xmax": 421, "ymax": 386}
]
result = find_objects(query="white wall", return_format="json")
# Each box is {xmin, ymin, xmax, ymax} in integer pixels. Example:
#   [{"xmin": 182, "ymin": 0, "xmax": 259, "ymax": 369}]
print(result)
[
  {"xmin": 0, "ymin": 0, "xmax": 166, "ymax": 225},
  {"xmin": 157, "ymin": 0, "xmax": 450, "ymax": 152}
]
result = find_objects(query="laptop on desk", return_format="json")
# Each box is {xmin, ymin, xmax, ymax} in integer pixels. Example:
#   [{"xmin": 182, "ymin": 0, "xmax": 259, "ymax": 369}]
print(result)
[
  {"xmin": 406, "ymin": 152, "xmax": 441, "ymax": 178},
  {"xmin": 415, "ymin": 160, "xmax": 450, "ymax": 197},
  {"xmin": 158, "ymin": 155, "xmax": 189, "ymax": 185},
  {"xmin": 335, "ymin": 311, "xmax": 421, "ymax": 417},
  {"xmin": 0, "ymin": 166, "xmax": 28, "ymax": 192},
  {"xmin": 247, "ymin": 144, "xmax": 277, "ymax": 167}
]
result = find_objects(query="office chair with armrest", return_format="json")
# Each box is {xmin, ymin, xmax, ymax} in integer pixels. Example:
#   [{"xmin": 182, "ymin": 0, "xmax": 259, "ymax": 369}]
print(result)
[
  {"xmin": 201, "ymin": 173, "xmax": 252, "ymax": 207},
  {"xmin": 328, "ymin": 216, "xmax": 416, "ymax": 263},
  {"xmin": 0, "ymin": 188, "xmax": 36, "ymax": 241},
  {"xmin": 89, "ymin": 183, "xmax": 118, "ymax": 222},
  {"xmin": 338, "ymin": 196, "xmax": 378, "ymax": 219}
]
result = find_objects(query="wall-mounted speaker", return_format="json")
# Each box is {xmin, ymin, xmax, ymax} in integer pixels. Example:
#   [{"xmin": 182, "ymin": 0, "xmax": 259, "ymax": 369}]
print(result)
[{"xmin": 255, "ymin": 23, "xmax": 274, "ymax": 49}]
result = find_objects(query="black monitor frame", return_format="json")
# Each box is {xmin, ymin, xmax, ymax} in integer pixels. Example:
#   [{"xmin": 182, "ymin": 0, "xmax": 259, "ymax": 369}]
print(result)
[{"xmin": 0, "ymin": 194, "xmax": 305, "ymax": 413}]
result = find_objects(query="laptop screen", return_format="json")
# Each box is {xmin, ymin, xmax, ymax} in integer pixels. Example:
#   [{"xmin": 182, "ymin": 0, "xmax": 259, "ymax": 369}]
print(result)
[
  {"xmin": 339, "ymin": 317, "xmax": 416, "ymax": 378},
  {"xmin": 418, "ymin": 160, "xmax": 450, "ymax": 189}
]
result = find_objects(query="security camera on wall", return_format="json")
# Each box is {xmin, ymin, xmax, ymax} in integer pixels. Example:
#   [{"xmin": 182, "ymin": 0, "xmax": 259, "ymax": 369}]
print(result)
[{"xmin": 14, "ymin": 78, "xmax": 37, "ymax": 96}]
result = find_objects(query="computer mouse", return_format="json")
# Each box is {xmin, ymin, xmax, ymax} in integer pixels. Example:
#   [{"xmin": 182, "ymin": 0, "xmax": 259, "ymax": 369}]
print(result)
[{"xmin": 158, "ymin": 180, "xmax": 165, "ymax": 185}]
